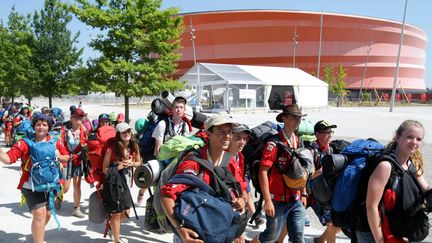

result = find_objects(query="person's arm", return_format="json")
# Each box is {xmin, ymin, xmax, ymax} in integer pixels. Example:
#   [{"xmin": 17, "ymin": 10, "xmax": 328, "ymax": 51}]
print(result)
[
  {"xmin": 102, "ymin": 146, "xmax": 113, "ymax": 174},
  {"xmin": 0, "ymin": 148, "xmax": 12, "ymax": 164},
  {"xmin": 151, "ymin": 121, "xmax": 166, "ymax": 159},
  {"xmin": 161, "ymin": 195, "xmax": 203, "ymax": 243},
  {"xmin": 154, "ymin": 138, "xmax": 162, "ymax": 158},
  {"xmin": 416, "ymin": 174, "xmax": 431, "ymax": 192},
  {"xmin": 366, "ymin": 161, "xmax": 392, "ymax": 243},
  {"xmin": 259, "ymin": 165, "xmax": 274, "ymax": 217}
]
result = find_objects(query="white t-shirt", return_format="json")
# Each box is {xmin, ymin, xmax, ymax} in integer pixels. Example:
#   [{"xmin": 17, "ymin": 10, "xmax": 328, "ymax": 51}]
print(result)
[{"xmin": 151, "ymin": 118, "xmax": 190, "ymax": 142}]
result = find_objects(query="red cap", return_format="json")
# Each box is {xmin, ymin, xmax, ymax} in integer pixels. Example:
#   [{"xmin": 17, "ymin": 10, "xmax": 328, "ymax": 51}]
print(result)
[
  {"xmin": 71, "ymin": 108, "xmax": 86, "ymax": 117},
  {"xmin": 117, "ymin": 113, "xmax": 125, "ymax": 123}
]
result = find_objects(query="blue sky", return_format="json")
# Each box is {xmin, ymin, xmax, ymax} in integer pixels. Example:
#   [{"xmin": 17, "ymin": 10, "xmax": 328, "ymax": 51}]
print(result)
[{"xmin": 1, "ymin": 0, "xmax": 431, "ymax": 88}]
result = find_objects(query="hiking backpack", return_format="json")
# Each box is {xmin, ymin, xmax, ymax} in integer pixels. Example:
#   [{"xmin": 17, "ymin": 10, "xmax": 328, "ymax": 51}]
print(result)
[
  {"xmin": 138, "ymin": 117, "xmax": 165, "ymax": 162},
  {"xmin": 242, "ymin": 121, "xmax": 279, "ymax": 195},
  {"xmin": 150, "ymin": 149, "xmax": 233, "ymax": 234},
  {"xmin": 15, "ymin": 118, "xmax": 32, "ymax": 134},
  {"xmin": 23, "ymin": 137, "xmax": 62, "ymax": 229},
  {"xmin": 330, "ymin": 139, "xmax": 385, "ymax": 230},
  {"xmin": 86, "ymin": 125, "xmax": 116, "ymax": 187}
]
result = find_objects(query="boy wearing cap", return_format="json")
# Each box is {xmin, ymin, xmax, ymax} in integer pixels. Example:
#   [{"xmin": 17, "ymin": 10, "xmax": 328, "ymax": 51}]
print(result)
[
  {"xmin": 253, "ymin": 104, "xmax": 307, "ymax": 243},
  {"xmin": 309, "ymin": 121, "xmax": 341, "ymax": 243},
  {"xmin": 137, "ymin": 96, "xmax": 193, "ymax": 204},
  {"xmin": 60, "ymin": 108, "xmax": 88, "ymax": 218},
  {"xmin": 161, "ymin": 115, "xmax": 247, "ymax": 243}
]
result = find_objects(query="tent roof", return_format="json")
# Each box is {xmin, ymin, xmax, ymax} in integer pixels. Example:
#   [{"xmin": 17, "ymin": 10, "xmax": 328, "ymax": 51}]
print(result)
[{"xmin": 180, "ymin": 63, "xmax": 328, "ymax": 87}]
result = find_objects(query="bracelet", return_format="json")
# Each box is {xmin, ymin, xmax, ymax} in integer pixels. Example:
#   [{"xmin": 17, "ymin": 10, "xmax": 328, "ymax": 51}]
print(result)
[
  {"xmin": 301, "ymin": 193, "xmax": 308, "ymax": 198},
  {"xmin": 174, "ymin": 224, "xmax": 183, "ymax": 230}
]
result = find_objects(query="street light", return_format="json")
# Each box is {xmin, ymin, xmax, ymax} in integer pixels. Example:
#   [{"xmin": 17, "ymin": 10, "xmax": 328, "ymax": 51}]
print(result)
[
  {"xmin": 358, "ymin": 37, "xmax": 374, "ymax": 100},
  {"xmin": 189, "ymin": 19, "xmax": 201, "ymax": 108},
  {"xmin": 390, "ymin": 0, "xmax": 408, "ymax": 112},
  {"xmin": 292, "ymin": 25, "xmax": 299, "ymax": 68}
]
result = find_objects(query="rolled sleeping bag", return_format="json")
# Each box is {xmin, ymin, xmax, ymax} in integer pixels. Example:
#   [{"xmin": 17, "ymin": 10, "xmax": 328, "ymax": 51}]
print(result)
[
  {"xmin": 297, "ymin": 119, "xmax": 314, "ymax": 136},
  {"xmin": 151, "ymin": 98, "xmax": 171, "ymax": 116},
  {"xmin": 321, "ymin": 154, "xmax": 349, "ymax": 181},
  {"xmin": 250, "ymin": 121, "xmax": 277, "ymax": 140},
  {"xmin": 134, "ymin": 160, "xmax": 165, "ymax": 188},
  {"xmin": 191, "ymin": 111, "xmax": 207, "ymax": 129},
  {"xmin": 161, "ymin": 90, "xmax": 175, "ymax": 110}
]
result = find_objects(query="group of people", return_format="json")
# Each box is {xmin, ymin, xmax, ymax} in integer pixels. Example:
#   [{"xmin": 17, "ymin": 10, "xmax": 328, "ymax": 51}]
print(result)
[{"xmin": 0, "ymin": 99, "xmax": 430, "ymax": 243}]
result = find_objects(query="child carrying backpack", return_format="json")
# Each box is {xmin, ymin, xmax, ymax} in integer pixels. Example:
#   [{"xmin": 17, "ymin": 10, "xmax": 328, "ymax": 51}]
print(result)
[{"xmin": 0, "ymin": 114, "xmax": 70, "ymax": 243}]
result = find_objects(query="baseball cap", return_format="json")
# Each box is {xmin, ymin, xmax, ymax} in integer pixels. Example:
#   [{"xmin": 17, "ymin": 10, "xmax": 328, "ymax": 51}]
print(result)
[
  {"xmin": 98, "ymin": 113, "xmax": 110, "ymax": 121},
  {"xmin": 71, "ymin": 108, "xmax": 86, "ymax": 117},
  {"xmin": 232, "ymin": 124, "xmax": 251, "ymax": 134},
  {"xmin": 116, "ymin": 122, "xmax": 131, "ymax": 133},
  {"xmin": 314, "ymin": 120, "xmax": 337, "ymax": 133},
  {"xmin": 204, "ymin": 115, "xmax": 238, "ymax": 130}
]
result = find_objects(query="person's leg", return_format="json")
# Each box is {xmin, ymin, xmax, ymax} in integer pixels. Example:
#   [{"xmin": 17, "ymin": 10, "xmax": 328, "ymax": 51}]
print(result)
[
  {"xmin": 286, "ymin": 200, "xmax": 305, "ymax": 243},
  {"xmin": 355, "ymin": 230, "xmax": 375, "ymax": 243},
  {"xmin": 137, "ymin": 188, "xmax": 146, "ymax": 205},
  {"xmin": 325, "ymin": 223, "xmax": 341, "ymax": 243},
  {"xmin": 277, "ymin": 225, "xmax": 287, "ymax": 243},
  {"xmin": 109, "ymin": 212, "xmax": 122, "ymax": 243},
  {"xmin": 253, "ymin": 201, "xmax": 289, "ymax": 243},
  {"xmin": 32, "ymin": 207, "xmax": 48, "ymax": 243},
  {"xmin": 73, "ymin": 175, "xmax": 82, "ymax": 208}
]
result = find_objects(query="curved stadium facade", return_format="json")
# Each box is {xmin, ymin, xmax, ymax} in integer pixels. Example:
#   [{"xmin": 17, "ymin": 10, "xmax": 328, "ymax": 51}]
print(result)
[{"xmin": 176, "ymin": 10, "xmax": 427, "ymax": 93}]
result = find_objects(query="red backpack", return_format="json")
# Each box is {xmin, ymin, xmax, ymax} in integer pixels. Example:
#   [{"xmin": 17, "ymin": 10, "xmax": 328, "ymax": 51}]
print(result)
[{"xmin": 85, "ymin": 125, "xmax": 116, "ymax": 187}]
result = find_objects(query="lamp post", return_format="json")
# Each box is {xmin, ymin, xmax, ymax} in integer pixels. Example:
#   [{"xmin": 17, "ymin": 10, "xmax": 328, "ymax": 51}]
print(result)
[
  {"xmin": 390, "ymin": 0, "xmax": 408, "ymax": 112},
  {"xmin": 189, "ymin": 19, "xmax": 201, "ymax": 107},
  {"xmin": 292, "ymin": 25, "xmax": 299, "ymax": 68},
  {"xmin": 358, "ymin": 38, "xmax": 374, "ymax": 100}
]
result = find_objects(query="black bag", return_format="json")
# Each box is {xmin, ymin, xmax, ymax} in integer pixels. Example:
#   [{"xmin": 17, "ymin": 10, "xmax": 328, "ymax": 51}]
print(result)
[
  {"xmin": 102, "ymin": 166, "xmax": 135, "ymax": 216},
  {"xmin": 387, "ymin": 163, "xmax": 430, "ymax": 242}
]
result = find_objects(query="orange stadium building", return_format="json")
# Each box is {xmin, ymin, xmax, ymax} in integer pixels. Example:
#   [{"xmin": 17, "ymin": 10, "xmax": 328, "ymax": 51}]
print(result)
[{"xmin": 176, "ymin": 10, "xmax": 427, "ymax": 97}]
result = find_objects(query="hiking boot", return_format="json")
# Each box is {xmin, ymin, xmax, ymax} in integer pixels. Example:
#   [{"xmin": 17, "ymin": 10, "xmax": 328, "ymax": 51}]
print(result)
[{"xmin": 72, "ymin": 207, "xmax": 85, "ymax": 218}]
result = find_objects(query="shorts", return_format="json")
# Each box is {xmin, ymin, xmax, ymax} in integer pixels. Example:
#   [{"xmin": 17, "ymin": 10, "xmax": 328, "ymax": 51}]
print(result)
[
  {"xmin": 62, "ymin": 164, "xmax": 83, "ymax": 180},
  {"xmin": 312, "ymin": 203, "xmax": 332, "ymax": 226},
  {"xmin": 21, "ymin": 188, "xmax": 50, "ymax": 211}
]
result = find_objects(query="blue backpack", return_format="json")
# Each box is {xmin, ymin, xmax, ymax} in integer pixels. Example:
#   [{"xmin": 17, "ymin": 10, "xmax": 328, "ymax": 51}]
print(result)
[
  {"xmin": 15, "ymin": 118, "xmax": 33, "ymax": 134},
  {"xmin": 169, "ymin": 173, "xmax": 241, "ymax": 243},
  {"xmin": 331, "ymin": 139, "xmax": 384, "ymax": 230},
  {"xmin": 23, "ymin": 137, "xmax": 62, "ymax": 229}
]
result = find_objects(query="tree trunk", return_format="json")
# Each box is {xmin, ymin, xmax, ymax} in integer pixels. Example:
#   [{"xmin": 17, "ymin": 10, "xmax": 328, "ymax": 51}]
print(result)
[
  {"xmin": 27, "ymin": 97, "xmax": 32, "ymax": 106},
  {"xmin": 49, "ymin": 96, "xmax": 52, "ymax": 108},
  {"xmin": 125, "ymin": 94, "xmax": 129, "ymax": 123}
]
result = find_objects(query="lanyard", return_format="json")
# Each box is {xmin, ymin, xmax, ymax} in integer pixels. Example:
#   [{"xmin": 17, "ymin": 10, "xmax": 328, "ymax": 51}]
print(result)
[{"xmin": 282, "ymin": 129, "xmax": 297, "ymax": 149}]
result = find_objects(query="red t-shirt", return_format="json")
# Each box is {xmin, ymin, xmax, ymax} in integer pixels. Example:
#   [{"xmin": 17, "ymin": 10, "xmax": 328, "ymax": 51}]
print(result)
[
  {"xmin": 7, "ymin": 135, "xmax": 69, "ymax": 189},
  {"xmin": 229, "ymin": 152, "xmax": 248, "ymax": 192},
  {"xmin": 161, "ymin": 146, "xmax": 239, "ymax": 201},
  {"xmin": 260, "ymin": 131, "xmax": 301, "ymax": 202}
]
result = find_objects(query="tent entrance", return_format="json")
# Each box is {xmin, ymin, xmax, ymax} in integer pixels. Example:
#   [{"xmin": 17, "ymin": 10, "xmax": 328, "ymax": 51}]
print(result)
[{"xmin": 268, "ymin": 86, "xmax": 296, "ymax": 110}]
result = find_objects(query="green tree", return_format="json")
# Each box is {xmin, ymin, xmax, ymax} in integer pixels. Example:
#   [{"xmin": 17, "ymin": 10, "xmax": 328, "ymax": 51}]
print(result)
[
  {"xmin": 67, "ymin": 0, "xmax": 184, "ymax": 122},
  {"xmin": 322, "ymin": 64, "xmax": 349, "ymax": 105},
  {"xmin": 7, "ymin": 8, "xmax": 39, "ymax": 105},
  {"xmin": 33, "ymin": 0, "xmax": 83, "ymax": 108}
]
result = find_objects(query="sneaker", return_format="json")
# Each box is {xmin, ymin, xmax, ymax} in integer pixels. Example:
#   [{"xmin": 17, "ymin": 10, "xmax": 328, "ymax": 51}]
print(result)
[
  {"xmin": 305, "ymin": 217, "xmax": 311, "ymax": 227},
  {"xmin": 72, "ymin": 207, "xmax": 85, "ymax": 218},
  {"xmin": 109, "ymin": 238, "xmax": 128, "ymax": 243},
  {"xmin": 137, "ymin": 192, "xmax": 144, "ymax": 206}
]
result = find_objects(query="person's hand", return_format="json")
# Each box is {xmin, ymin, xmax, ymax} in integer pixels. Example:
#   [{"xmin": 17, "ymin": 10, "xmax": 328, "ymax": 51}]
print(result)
[
  {"xmin": 232, "ymin": 197, "xmax": 246, "ymax": 211},
  {"xmin": 178, "ymin": 227, "xmax": 204, "ymax": 243},
  {"xmin": 264, "ymin": 200, "xmax": 275, "ymax": 217},
  {"xmin": 301, "ymin": 196, "xmax": 307, "ymax": 207}
]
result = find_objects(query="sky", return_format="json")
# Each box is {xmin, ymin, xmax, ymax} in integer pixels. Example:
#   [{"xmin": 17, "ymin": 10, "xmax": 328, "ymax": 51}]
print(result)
[{"xmin": 1, "ymin": 0, "xmax": 431, "ymax": 88}]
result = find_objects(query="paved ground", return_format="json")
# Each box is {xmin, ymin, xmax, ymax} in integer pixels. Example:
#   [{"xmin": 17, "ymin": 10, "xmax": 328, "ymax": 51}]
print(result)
[{"xmin": 1, "ymin": 101, "xmax": 431, "ymax": 242}]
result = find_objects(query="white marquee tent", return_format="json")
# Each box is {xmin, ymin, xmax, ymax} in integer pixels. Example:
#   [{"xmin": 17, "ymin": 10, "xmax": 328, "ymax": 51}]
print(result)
[{"xmin": 179, "ymin": 63, "xmax": 328, "ymax": 112}]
